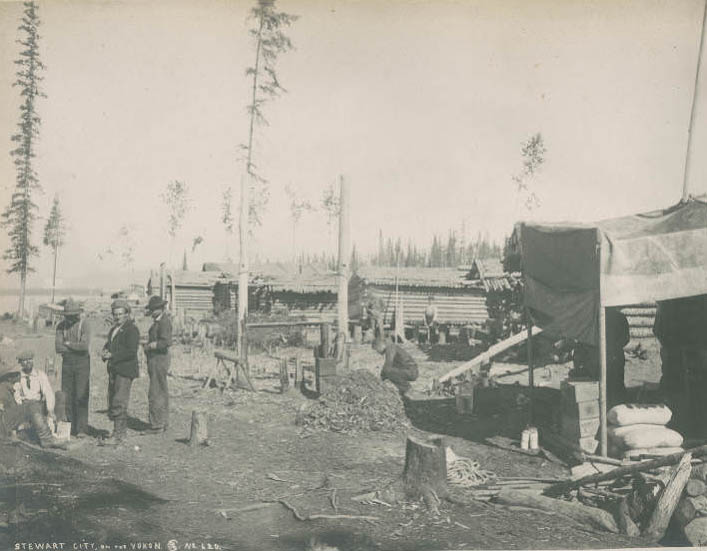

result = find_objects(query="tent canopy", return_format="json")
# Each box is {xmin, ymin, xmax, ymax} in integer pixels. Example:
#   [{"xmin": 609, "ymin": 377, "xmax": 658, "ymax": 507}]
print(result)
[{"xmin": 521, "ymin": 197, "xmax": 707, "ymax": 344}]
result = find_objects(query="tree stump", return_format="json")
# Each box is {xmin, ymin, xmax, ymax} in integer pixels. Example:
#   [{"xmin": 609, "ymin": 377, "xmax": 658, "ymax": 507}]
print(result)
[
  {"xmin": 54, "ymin": 391, "xmax": 68, "ymax": 422},
  {"xmin": 402, "ymin": 435, "xmax": 448, "ymax": 512},
  {"xmin": 189, "ymin": 411, "xmax": 209, "ymax": 447}
]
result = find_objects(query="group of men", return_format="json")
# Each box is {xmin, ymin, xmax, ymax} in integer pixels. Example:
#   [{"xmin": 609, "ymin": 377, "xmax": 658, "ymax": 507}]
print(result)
[{"xmin": 0, "ymin": 295, "xmax": 173, "ymax": 449}]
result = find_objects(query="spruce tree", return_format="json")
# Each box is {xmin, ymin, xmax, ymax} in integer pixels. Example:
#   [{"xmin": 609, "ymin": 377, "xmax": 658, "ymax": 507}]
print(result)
[
  {"xmin": 2, "ymin": 1, "xmax": 45, "ymax": 317},
  {"xmin": 42, "ymin": 196, "xmax": 66, "ymax": 304}
]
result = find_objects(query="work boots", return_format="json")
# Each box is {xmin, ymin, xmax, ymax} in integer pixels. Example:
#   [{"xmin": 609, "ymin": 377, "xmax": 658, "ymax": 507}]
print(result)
[{"xmin": 101, "ymin": 418, "xmax": 127, "ymax": 447}]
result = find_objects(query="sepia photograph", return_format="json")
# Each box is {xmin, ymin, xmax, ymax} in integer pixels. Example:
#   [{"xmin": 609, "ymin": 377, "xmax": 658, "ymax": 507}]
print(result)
[{"xmin": 1, "ymin": 0, "xmax": 707, "ymax": 549}]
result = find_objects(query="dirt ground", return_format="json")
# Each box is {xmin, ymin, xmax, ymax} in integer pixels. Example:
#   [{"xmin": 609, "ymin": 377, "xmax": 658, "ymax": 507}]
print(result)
[{"xmin": 0, "ymin": 319, "xmax": 658, "ymax": 550}]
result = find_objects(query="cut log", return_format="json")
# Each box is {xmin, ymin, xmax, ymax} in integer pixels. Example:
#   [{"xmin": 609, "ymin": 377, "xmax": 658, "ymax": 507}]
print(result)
[
  {"xmin": 616, "ymin": 498, "xmax": 640, "ymax": 537},
  {"xmin": 691, "ymin": 462, "xmax": 707, "ymax": 482},
  {"xmin": 686, "ymin": 478, "xmax": 707, "ymax": 497},
  {"xmin": 684, "ymin": 517, "xmax": 707, "ymax": 546},
  {"xmin": 674, "ymin": 495, "xmax": 707, "ymax": 529},
  {"xmin": 402, "ymin": 435, "xmax": 448, "ymax": 511},
  {"xmin": 189, "ymin": 411, "xmax": 209, "ymax": 447},
  {"xmin": 545, "ymin": 444, "xmax": 707, "ymax": 497},
  {"xmin": 628, "ymin": 471, "xmax": 670, "ymax": 530},
  {"xmin": 642, "ymin": 453, "xmax": 692, "ymax": 541},
  {"xmin": 495, "ymin": 489, "xmax": 618, "ymax": 533}
]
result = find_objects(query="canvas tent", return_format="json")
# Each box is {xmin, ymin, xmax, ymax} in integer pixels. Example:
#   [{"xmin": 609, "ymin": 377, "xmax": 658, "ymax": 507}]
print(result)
[{"xmin": 519, "ymin": 197, "xmax": 707, "ymax": 455}]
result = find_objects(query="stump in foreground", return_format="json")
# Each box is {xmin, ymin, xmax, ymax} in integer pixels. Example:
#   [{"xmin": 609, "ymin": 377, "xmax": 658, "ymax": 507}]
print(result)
[
  {"xmin": 402, "ymin": 435, "xmax": 448, "ymax": 512},
  {"xmin": 189, "ymin": 411, "xmax": 209, "ymax": 447}
]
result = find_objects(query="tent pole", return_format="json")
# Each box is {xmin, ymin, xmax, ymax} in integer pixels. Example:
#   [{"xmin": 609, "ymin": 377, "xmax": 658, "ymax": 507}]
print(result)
[
  {"xmin": 598, "ymin": 232, "xmax": 608, "ymax": 457},
  {"xmin": 682, "ymin": 0, "xmax": 707, "ymax": 201},
  {"xmin": 526, "ymin": 307, "xmax": 534, "ymax": 423}
]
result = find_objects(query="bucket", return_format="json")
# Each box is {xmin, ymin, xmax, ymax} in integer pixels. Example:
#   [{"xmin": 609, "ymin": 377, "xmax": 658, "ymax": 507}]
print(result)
[{"xmin": 54, "ymin": 421, "xmax": 71, "ymax": 441}]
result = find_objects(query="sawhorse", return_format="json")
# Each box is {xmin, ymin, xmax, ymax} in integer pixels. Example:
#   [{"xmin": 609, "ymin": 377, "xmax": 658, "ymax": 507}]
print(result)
[{"xmin": 204, "ymin": 349, "xmax": 255, "ymax": 391}]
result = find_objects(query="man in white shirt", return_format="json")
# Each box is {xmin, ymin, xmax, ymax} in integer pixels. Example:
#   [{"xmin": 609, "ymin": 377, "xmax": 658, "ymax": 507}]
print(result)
[{"xmin": 1, "ymin": 350, "xmax": 68, "ymax": 450}]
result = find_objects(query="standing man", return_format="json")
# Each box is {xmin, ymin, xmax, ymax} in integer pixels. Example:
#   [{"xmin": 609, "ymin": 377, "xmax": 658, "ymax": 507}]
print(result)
[
  {"xmin": 373, "ymin": 334, "xmax": 419, "ymax": 395},
  {"xmin": 0, "ymin": 351, "xmax": 68, "ymax": 450},
  {"xmin": 143, "ymin": 296, "xmax": 172, "ymax": 435},
  {"xmin": 101, "ymin": 299, "xmax": 139, "ymax": 446},
  {"xmin": 55, "ymin": 298, "xmax": 91, "ymax": 438}
]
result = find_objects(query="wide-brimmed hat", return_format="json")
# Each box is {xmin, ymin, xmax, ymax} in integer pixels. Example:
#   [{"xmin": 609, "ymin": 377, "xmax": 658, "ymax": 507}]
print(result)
[
  {"xmin": 145, "ymin": 296, "xmax": 168, "ymax": 312},
  {"xmin": 62, "ymin": 297, "xmax": 83, "ymax": 316}
]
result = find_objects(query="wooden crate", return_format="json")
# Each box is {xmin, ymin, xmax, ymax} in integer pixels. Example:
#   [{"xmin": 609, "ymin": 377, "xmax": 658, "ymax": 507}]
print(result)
[
  {"xmin": 561, "ymin": 399, "xmax": 600, "ymax": 420},
  {"xmin": 560, "ymin": 416, "xmax": 600, "ymax": 439},
  {"xmin": 561, "ymin": 380, "xmax": 599, "ymax": 403}
]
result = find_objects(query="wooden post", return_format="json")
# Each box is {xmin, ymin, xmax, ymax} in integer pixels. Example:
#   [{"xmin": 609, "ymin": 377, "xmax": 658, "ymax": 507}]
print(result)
[
  {"xmin": 682, "ymin": 0, "xmax": 707, "ymax": 201},
  {"xmin": 597, "ymin": 231, "xmax": 608, "ymax": 457},
  {"xmin": 189, "ymin": 410, "xmax": 209, "ymax": 447},
  {"xmin": 159, "ymin": 262, "xmax": 166, "ymax": 300},
  {"xmin": 238, "ymin": 174, "xmax": 249, "ymax": 367},
  {"xmin": 526, "ymin": 307, "xmax": 534, "ymax": 423},
  {"xmin": 320, "ymin": 322, "xmax": 331, "ymax": 358},
  {"xmin": 279, "ymin": 359, "xmax": 289, "ymax": 393},
  {"xmin": 294, "ymin": 356, "xmax": 302, "ymax": 386},
  {"xmin": 337, "ymin": 176, "xmax": 350, "ymax": 348}
]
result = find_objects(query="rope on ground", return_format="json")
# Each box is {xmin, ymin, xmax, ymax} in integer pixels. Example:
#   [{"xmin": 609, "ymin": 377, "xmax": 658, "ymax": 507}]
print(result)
[{"xmin": 446, "ymin": 447, "xmax": 497, "ymax": 488}]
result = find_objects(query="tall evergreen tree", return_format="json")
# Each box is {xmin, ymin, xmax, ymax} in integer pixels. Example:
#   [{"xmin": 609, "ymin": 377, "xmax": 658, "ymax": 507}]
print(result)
[
  {"xmin": 42, "ymin": 196, "xmax": 66, "ymax": 304},
  {"xmin": 243, "ymin": 0, "xmax": 297, "ymax": 225},
  {"xmin": 2, "ymin": 1, "xmax": 45, "ymax": 317}
]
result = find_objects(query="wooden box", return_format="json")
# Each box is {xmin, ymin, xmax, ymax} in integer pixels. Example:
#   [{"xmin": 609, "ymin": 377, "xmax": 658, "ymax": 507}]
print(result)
[
  {"xmin": 561, "ymin": 399, "xmax": 600, "ymax": 420},
  {"xmin": 560, "ymin": 416, "xmax": 600, "ymax": 439},
  {"xmin": 561, "ymin": 380, "xmax": 599, "ymax": 403}
]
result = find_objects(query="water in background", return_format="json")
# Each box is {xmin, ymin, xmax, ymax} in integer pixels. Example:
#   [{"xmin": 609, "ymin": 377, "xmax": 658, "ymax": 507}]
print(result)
[{"xmin": 0, "ymin": 290, "xmax": 102, "ymax": 316}]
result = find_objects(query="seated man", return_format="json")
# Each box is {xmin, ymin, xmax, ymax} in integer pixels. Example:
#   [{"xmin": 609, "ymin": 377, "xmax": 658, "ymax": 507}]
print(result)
[
  {"xmin": 373, "ymin": 336, "xmax": 419, "ymax": 395},
  {"xmin": 0, "ymin": 351, "xmax": 67, "ymax": 450}
]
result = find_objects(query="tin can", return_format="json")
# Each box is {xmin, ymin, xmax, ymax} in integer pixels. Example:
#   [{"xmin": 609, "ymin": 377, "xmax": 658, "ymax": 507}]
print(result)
[{"xmin": 520, "ymin": 429, "xmax": 530, "ymax": 450}]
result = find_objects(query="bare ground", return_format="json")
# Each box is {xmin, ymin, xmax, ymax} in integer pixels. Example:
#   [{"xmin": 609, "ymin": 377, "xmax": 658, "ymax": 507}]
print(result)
[{"xmin": 0, "ymin": 320, "xmax": 658, "ymax": 550}]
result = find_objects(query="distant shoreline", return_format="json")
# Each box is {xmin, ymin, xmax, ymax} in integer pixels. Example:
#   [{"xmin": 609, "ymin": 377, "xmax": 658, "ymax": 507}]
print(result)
[{"xmin": 0, "ymin": 288, "xmax": 105, "ymax": 296}]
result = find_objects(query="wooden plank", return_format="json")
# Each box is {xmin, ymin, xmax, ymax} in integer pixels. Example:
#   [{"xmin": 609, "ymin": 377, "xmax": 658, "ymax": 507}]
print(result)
[{"xmin": 438, "ymin": 327, "xmax": 543, "ymax": 383}]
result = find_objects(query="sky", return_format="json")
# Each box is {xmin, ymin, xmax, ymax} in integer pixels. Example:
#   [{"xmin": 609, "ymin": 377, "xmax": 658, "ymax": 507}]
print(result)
[{"xmin": 1, "ymin": 0, "xmax": 706, "ymax": 290}]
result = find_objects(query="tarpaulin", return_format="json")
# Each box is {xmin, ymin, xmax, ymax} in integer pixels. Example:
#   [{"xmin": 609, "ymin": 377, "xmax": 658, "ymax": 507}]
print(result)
[{"xmin": 521, "ymin": 197, "xmax": 707, "ymax": 344}]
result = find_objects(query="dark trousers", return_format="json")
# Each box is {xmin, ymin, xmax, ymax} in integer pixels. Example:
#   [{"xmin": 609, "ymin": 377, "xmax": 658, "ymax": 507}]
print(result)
[
  {"xmin": 147, "ymin": 354, "xmax": 169, "ymax": 429},
  {"xmin": 381, "ymin": 367, "xmax": 413, "ymax": 394},
  {"xmin": 62, "ymin": 356, "xmax": 90, "ymax": 435},
  {"xmin": 108, "ymin": 372, "xmax": 133, "ymax": 421},
  {"xmin": 1, "ymin": 400, "xmax": 53, "ymax": 447}
]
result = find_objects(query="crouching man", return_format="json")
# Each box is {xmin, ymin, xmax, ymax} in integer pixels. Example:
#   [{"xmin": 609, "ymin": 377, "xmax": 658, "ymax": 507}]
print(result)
[
  {"xmin": 0, "ymin": 351, "xmax": 68, "ymax": 450},
  {"xmin": 373, "ymin": 335, "xmax": 419, "ymax": 395}
]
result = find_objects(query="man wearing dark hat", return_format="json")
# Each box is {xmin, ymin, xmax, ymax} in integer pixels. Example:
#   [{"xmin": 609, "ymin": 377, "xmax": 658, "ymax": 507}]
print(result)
[
  {"xmin": 101, "ymin": 299, "xmax": 140, "ymax": 446},
  {"xmin": 0, "ymin": 351, "xmax": 68, "ymax": 450},
  {"xmin": 143, "ymin": 296, "xmax": 172, "ymax": 434},
  {"xmin": 55, "ymin": 297, "xmax": 91, "ymax": 438},
  {"xmin": 373, "ymin": 334, "xmax": 419, "ymax": 395}
]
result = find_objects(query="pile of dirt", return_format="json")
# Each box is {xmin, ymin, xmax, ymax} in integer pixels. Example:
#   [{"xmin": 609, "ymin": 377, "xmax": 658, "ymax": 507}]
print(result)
[{"xmin": 299, "ymin": 369, "xmax": 411, "ymax": 434}]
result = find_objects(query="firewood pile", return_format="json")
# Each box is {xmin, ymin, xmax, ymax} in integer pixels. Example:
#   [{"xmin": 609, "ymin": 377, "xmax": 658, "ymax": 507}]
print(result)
[
  {"xmin": 298, "ymin": 370, "xmax": 411, "ymax": 434},
  {"xmin": 536, "ymin": 445, "xmax": 707, "ymax": 545}
]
